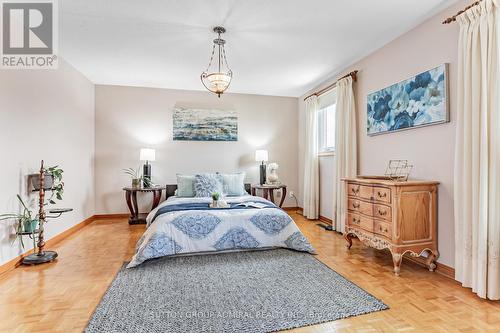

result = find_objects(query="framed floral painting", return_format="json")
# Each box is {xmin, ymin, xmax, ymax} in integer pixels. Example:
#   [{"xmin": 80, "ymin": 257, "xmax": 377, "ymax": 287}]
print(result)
[{"xmin": 366, "ymin": 64, "xmax": 449, "ymax": 136}]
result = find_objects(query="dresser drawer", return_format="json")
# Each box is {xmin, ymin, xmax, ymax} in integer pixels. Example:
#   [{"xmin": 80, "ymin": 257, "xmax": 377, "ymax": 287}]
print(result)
[
  {"xmin": 373, "ymin": 203, "xmax": 392, "ymax": 221},
  {"xmin": 347, "ymin": 183, "xmax": 391, "ymax": 204},
  {"xmin": 373, "ymin": 220, "xmax": 392, "ymax": 239},
  {"xmin": 347, "ymin": 198, "xmax": 373, "ymax": 216},
  {"xmin": 372, "ymin": 186, "xmax": 391, "ymax": 203},
  {"xmin": 347, "ymin": 183, "xmax": 362, "ymax": 197},
  {"xmin": 347, "ymin": 213, "xmax": 373, "ymax": 232}
]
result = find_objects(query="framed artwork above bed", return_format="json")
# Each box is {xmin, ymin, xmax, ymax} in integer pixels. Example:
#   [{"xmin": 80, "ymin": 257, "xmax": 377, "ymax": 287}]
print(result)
[
  {"xmin": 173, "ymin": 107, "xmax": 238, "ymax": 141},
  {"xmin": 366, "ymin": 64, "xmax": 449, "ymax": 136}
]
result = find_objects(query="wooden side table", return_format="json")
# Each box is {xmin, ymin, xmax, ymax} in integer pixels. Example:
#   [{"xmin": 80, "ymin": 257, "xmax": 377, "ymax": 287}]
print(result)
[
  {"xmin": 123, "ymin": 186, "xmax": 163, "ymax": 224},
  {"xmin": 251, "ymin": 184, "xmax": 287, "ymax": 208}
]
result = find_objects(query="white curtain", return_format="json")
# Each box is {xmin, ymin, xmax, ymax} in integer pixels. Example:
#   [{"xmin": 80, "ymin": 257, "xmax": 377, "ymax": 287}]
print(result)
[
  {"xmin": 333, "ymin": 76, "xmax": 357, "ymax": 232},
  {"xmin": 303, "ymin": 96, "xmax": 319, "ymax": 219},
  {"xmin": 454, "ymin": 0, "xmax": 500, "ymax": 300}
]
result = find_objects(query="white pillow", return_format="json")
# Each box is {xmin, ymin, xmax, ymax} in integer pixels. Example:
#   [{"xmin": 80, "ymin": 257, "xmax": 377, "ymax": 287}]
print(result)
[
  {"xmin": 221, "ymin": 172, "xmax": 247, "ymax": 196},
  {"xmin": 176, "ymin": 174, "xmax": 196, "ymax": 197}
]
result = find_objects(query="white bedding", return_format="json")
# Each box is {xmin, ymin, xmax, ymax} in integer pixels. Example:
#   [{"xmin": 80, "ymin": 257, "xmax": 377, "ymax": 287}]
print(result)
[{"xmin": 128, "ymin": 195, "xmax": 315, "ymax": 268}]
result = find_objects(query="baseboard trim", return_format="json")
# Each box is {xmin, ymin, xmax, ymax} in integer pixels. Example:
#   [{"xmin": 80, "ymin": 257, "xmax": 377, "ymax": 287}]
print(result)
[
  {"xmin": 318, "ymin": 215, "xmax": 332, "ymax": 225},
  {"xmin": 404, "ymin": 255, "xmax": 455, "ymax": 279},
  {"xmin": 0, "ymin": 215, "xmax": 95, "ymax": 276},
  {"xmin": 289, "ymin": 207, "xmax": 332, "ymax": 225},
  {"xmin": 93, "ymin": 213, "xmax": 130, "ymax": 220}
]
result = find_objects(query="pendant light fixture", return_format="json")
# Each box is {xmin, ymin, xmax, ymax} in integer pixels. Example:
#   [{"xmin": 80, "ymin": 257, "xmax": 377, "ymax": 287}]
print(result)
[{"xmin": 201, "ymin": 26, "xmax": 233, "ymax": 98}]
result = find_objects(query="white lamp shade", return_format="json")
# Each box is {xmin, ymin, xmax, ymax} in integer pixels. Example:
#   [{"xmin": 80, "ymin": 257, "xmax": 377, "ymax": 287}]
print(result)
[
  {"xmin": 140, "ymin": 148, "xmax": 156, "ymax": 161},
  {"xmin": 255, "ymin": 150, "xmax": 268, "ymax": 162}
]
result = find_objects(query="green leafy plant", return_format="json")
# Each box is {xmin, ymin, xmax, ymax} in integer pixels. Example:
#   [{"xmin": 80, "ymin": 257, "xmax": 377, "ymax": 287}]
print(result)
[
  {"xmin": 0, "ymin": 195, "xmax": 38, "ymax": 248},
  {"xmin": 123, "ymin": 167, "xmax": 141, "ymax": 180},
  {"xmin": 46, "ymin": 165, "xmax": 64, "ymax": 204},
  {"xmin": 211, "ymin": 192, "xmax": 220, "ymax": 201},
  {"xmin": 123, "ymin": 167, "xmax": 151, "ymax": 187}
]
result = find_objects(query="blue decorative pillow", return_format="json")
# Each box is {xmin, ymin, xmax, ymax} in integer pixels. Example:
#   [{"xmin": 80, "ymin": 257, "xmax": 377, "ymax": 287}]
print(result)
[
  {"xmin": 194, "ymin": 174, "xmax": 224, "ymax": 197},
  {"xmin": 222, "ymin": 172, "xmax": 247, "ymax": 196},
  {"xmin": 176, "ymin": 174, "xmax": 196, "ymax": 197}
]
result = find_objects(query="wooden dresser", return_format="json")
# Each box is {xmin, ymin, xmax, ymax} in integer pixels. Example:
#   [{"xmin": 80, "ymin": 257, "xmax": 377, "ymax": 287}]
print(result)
[{"xmin": 342, "ymin": 177, "xmax": 439, "ymax": 276}]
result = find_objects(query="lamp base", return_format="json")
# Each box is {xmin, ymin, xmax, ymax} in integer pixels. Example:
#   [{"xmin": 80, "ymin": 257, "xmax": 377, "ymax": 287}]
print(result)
[
  {"xmin": 259, "ymin": 164, "xmax": 267, "ymax": 185},
  {"xmin": 143, "ymin": 163, "xmax": 151, "ymax": 187}
]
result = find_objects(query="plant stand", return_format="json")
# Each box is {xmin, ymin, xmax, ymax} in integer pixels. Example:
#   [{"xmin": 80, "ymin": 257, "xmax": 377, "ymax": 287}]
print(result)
[
  {"xmin": 22, "ymin": 249, "xmax": 59, "ymax": 265},
  {"xmin": 20, "ymin": 160, "xmax": 72, "ymax": 266}
]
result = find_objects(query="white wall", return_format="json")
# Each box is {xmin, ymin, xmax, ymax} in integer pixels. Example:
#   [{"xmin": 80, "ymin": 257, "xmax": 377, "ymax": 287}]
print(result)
[
  {"xmin": 298, "ymin": 1, "xmax": 467, "ymax": 268},
  {"xmin": 0, "ymin": 59, "xmax": 95, "ymax": 265},
  {"xmin": 95, "ymin": 85, "xmax": 299, "ymax": 214}
]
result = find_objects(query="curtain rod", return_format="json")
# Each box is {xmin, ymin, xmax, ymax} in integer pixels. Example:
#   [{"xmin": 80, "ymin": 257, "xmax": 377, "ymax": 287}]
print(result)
[
  {"xmin": 303, "ymin": 70, "xmax": 358, "ymax": 101},
  {"xmin": 442, "ymin": 1, "xmax": 482, "ymax": 24}
]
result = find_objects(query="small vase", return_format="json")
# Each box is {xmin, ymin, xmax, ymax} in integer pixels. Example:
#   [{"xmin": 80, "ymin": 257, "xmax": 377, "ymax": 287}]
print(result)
[
  {"xmin": 212, "ymin": 199, "xmax": 218, "ymax": 208},
  {"xmin": 23, "ymin": 219, "xmax": 38, "ymax": 233},
  {"xmin": 132, "ymin": 179, "xmax": 141, "ymax": 188}
]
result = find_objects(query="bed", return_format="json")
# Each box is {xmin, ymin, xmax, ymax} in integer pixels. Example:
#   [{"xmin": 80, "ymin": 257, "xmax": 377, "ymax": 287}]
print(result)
[{"xmin": 127, "ymin": 183, "xmax": 315, "ymax": 268}]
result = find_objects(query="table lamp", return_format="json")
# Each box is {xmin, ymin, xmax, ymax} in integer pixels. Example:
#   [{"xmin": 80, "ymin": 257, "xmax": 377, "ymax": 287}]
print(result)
[
  {"xmin": 255, "ymin": 150, "xmax": 268, "ymax": 185},
  {"xmin": 140, "ymin": 148, "xmax": 155, "ymax": 187}
]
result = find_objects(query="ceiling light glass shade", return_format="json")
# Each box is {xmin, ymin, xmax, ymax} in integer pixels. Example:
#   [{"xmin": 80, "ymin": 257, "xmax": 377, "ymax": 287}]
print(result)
[
  {"xmin": 201, "ymin": 26, "xmax": 233, "ymax": 98},
  {"xmin": 201, "ymin": 71, "xmax": 233, "ymax": 96}
]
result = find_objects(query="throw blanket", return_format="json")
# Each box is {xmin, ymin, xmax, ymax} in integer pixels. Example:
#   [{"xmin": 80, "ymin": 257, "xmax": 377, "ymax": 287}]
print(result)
[
  {"xmin": 128, "ymin": 195, "xmax": 315, "ymax": 268},
  {"xmin": 150, "ymin": 200, "xmax": 277, "ymax": 226}
]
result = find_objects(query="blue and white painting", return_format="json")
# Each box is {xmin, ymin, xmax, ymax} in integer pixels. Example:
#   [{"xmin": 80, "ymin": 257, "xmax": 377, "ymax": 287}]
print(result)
[
  {"xmin": 367, "ymin": 64, "xmax": 448, "ymax": 135},
  {"xmin": 173, "ymin": 107, "xmax": 238, "ymax": 141}
]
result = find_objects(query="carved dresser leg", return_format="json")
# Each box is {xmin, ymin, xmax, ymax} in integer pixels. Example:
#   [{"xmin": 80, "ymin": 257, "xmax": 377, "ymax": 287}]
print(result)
[
  {"xmin": 344, "ymin": 233, "xmax": 353, "ymax": 249},
  {"xmin": 426, "ymin": 250, "xmax": 439, "ymax": 272},
  {"xmin": 392, "ymin": 252, "xmax": 403, "ymax": 276}
]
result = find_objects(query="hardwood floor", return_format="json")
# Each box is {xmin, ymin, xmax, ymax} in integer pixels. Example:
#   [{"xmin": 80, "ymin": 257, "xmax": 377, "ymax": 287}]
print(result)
[{"xmin": 1, "ymin": 213, "xmax": 499, "ymax": 332}]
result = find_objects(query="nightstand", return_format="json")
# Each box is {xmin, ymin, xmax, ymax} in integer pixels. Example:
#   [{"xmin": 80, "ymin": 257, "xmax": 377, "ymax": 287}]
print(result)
[
  {"xmin": 251, "ymin": 184, "xmax": 287, "ymax": 208},
  {"xmin": 123, "ymin": 186, "xmax": 163, "ymax": 224}
]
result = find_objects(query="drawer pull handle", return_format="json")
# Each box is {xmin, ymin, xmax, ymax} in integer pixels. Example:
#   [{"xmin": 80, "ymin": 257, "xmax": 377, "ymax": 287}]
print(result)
[
  {"xmin": 351, "ymin": 187, "xmax": 359, "ymax": 194},
  {"xmin": 352, "ymin": 218, "xmax": 360, "ymax": 224},
  {"xmin": 378, "ymin": 209, "xmax": 387, "ymax": 216},
  {"xmin": 352, "ymin": 203, "xmax": 360, "ymax": 209},
  {"xmin": 378, "ymin": 226, "xmax": 389, "ymax": 233},
  {"xmin": 378, "ymin": 191, "xmax": 387, "ymax": 198}
]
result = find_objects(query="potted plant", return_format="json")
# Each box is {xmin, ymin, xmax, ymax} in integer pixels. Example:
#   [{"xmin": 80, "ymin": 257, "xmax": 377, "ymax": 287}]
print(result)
[
  {"xmin": 30, "ymin": 165, "xmax": 64, "ymax": 195},
  {"xmin": 0, "ymin": 195, "xmax": 38, "ymax": 248},
  {"xmin": 30, "ymin": 172, "xmax": 53, "ymax": 190},
  {"xmin": 123, "ymin": 167, "xmax": 152, "ymax": 188},
  {"xmin": 211, "ymin": 192, "xmax": 220, "ymax": 207},
  {"xmin": 123, "ymin": 167, "xmax": 142, "ymax": 188}
]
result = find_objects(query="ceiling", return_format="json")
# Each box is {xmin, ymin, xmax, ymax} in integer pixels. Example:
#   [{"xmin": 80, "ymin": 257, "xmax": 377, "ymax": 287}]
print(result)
[{"xmin": 60, "ymin": 0, "xmax": 458, "ymax": 97}]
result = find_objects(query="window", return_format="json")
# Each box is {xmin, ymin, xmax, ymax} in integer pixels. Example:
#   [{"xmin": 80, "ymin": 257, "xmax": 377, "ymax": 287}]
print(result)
[{"xmin": 317, "ymin": 90, "xmax": 336, "ymax": 154}]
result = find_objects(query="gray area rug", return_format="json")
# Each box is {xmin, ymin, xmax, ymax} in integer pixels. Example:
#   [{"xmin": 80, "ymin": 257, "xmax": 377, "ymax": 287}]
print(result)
[{"xmin": 86, "ymin": 249, "xmax": 388, "ymax": 333}]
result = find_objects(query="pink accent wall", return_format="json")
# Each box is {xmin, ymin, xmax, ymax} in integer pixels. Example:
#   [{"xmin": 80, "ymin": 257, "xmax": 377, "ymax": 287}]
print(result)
[{"xmin": 299, "ymin": 1, "xmax": 467, "ymax": 268}]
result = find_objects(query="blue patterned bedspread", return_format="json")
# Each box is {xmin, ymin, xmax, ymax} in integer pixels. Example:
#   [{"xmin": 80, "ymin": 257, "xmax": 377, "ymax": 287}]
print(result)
[{"xmin": 128, "ymin": 195, "xmax": 315, "ymax": 268}]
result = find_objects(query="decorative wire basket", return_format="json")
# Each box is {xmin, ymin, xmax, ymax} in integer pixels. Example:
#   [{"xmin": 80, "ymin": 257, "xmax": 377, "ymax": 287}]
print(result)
[{"xmin": 384, "ymin": 160, "xmax": 413, "ymax": 181}]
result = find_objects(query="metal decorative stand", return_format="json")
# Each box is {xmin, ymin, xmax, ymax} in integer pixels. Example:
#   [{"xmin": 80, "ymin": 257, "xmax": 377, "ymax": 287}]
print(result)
[
  {"xmin": 384, "ymin": 160, "xmax": 413, "ymax": 181},
  {"xmin": 20, "ymin": 160, "xmax": 72, "ymax": 265}
]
